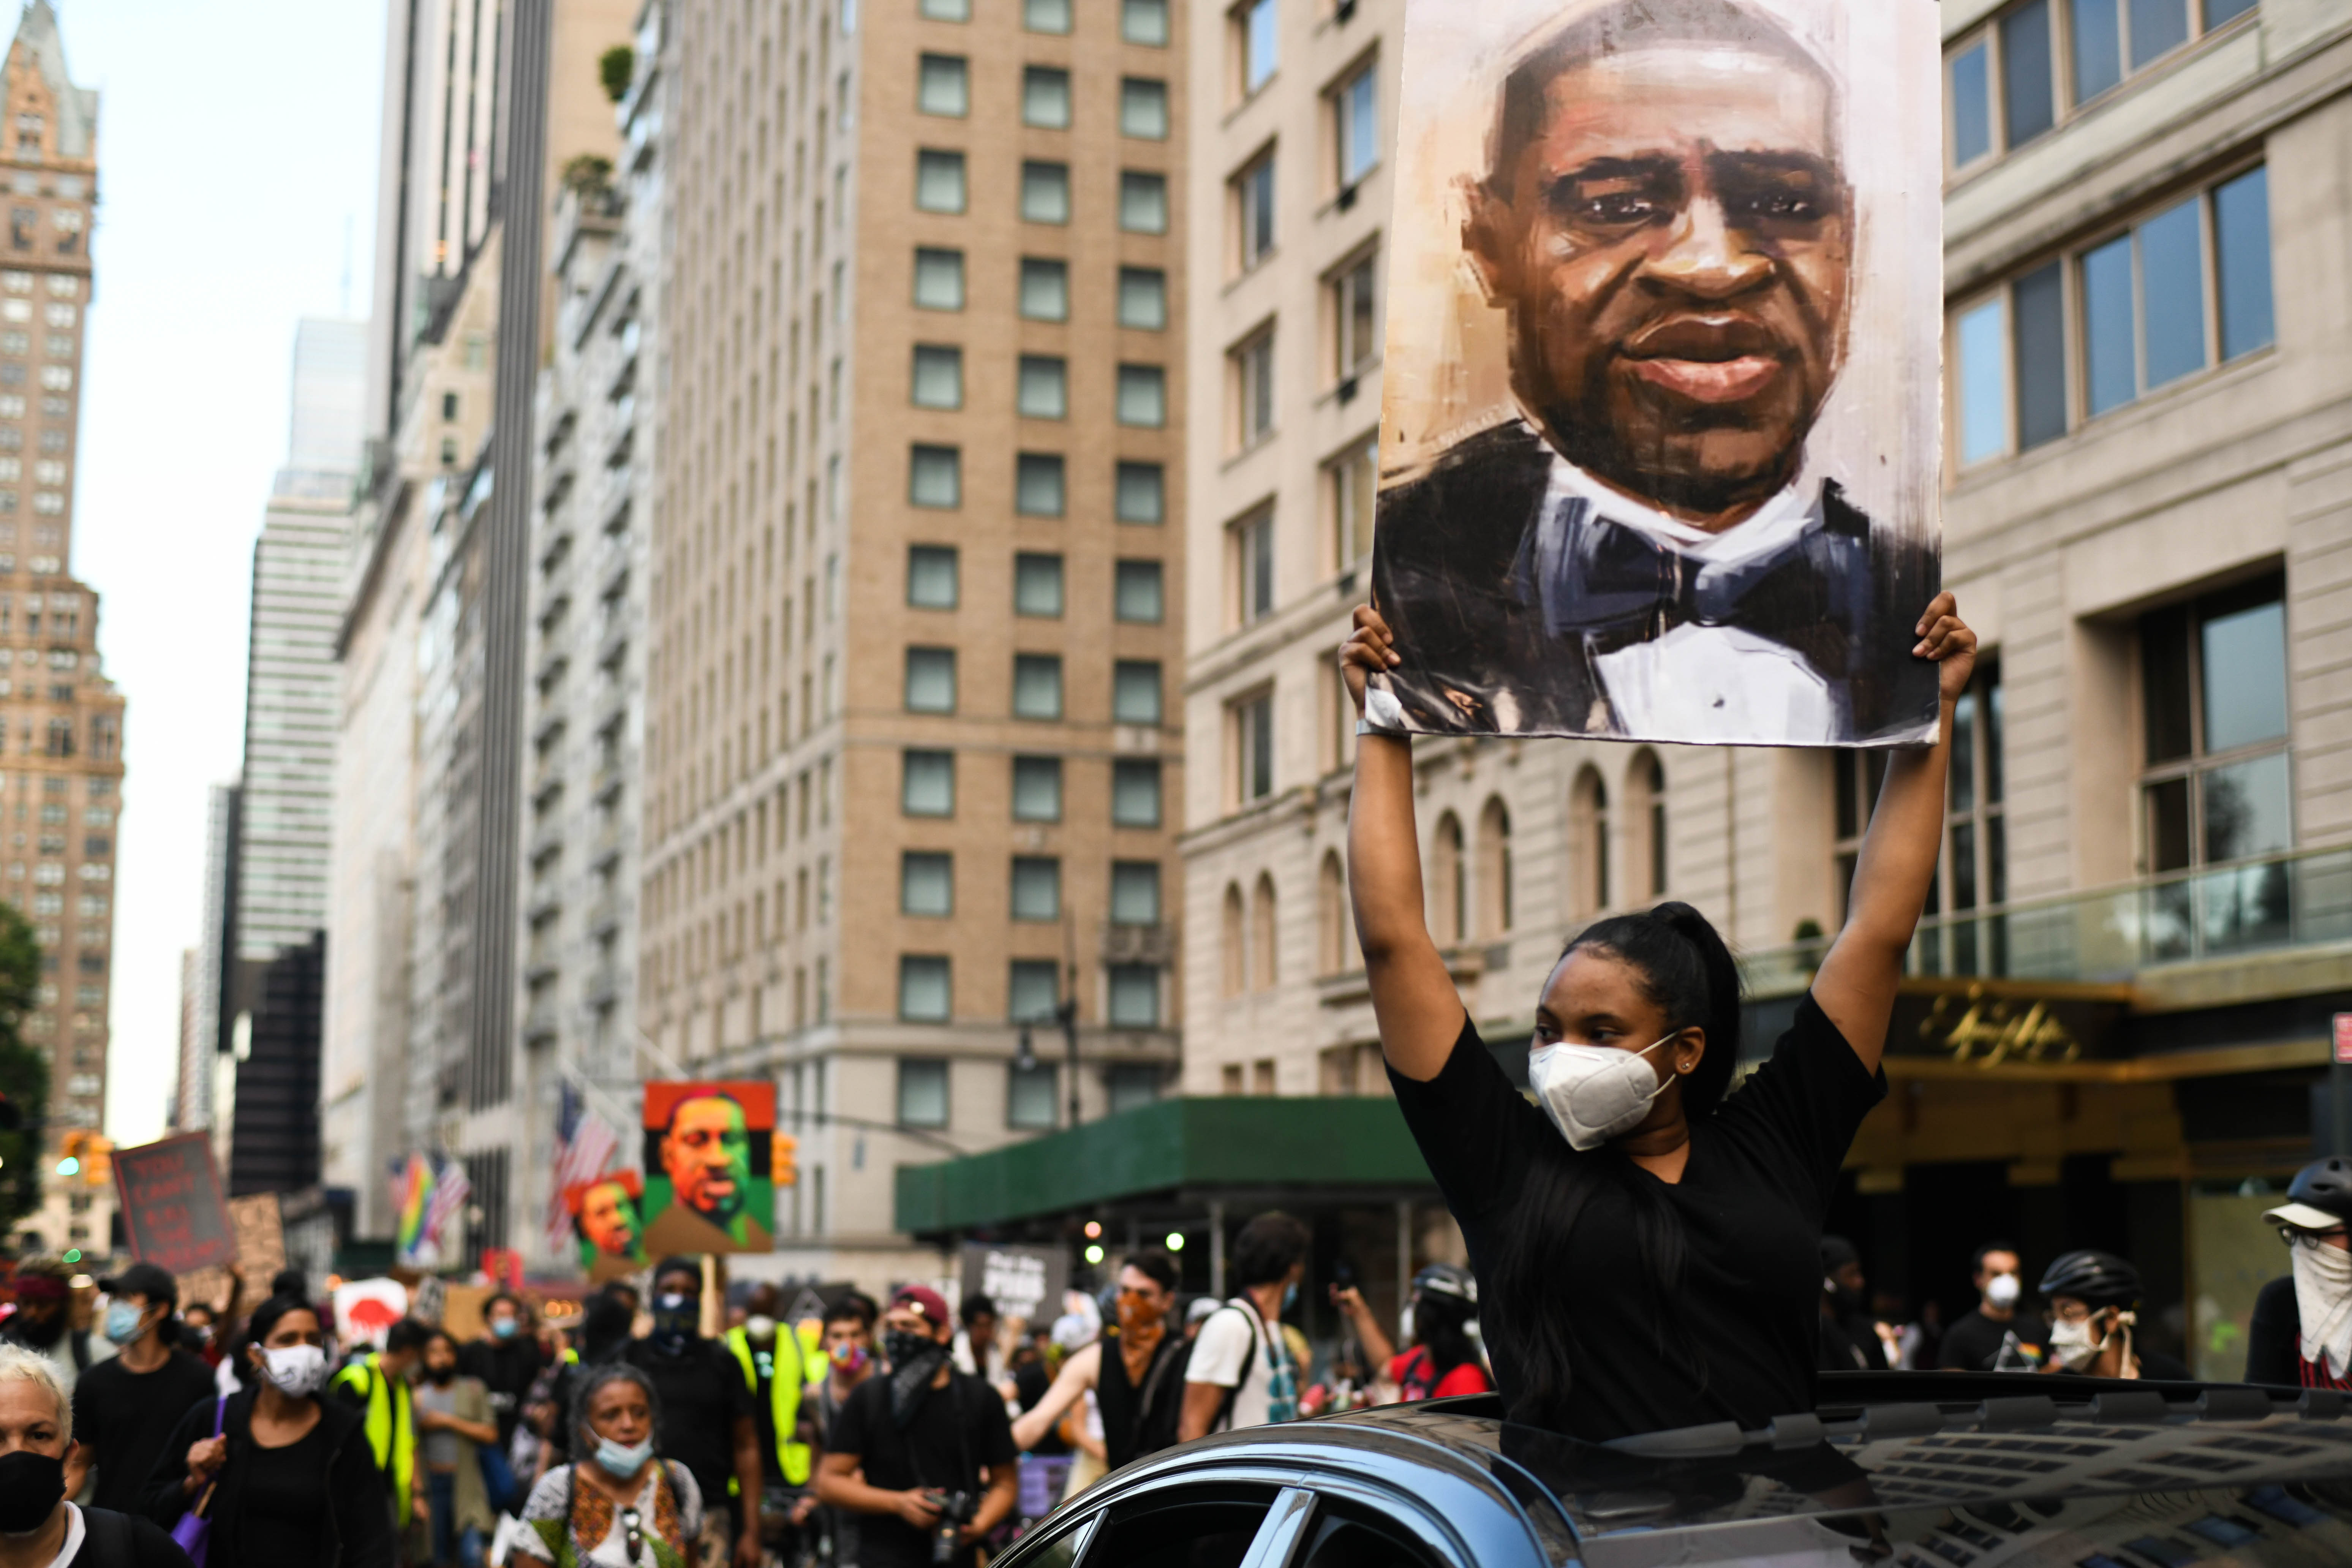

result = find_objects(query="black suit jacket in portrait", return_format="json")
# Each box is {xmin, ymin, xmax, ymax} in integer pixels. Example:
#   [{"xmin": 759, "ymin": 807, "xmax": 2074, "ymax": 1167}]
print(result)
[{"xmin": 1368, "ymin": 422, "xmax": 1940, "ymax": 745}]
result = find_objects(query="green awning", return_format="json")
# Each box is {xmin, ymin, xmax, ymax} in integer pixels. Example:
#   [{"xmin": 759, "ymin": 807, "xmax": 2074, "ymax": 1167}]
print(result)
[{"xmin": 894, "ymin": 1096, "xmax": 1437, "ymax": 1236}]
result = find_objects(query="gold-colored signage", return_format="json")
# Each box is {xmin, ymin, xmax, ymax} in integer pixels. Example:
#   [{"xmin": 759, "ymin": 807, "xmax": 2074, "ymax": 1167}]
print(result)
[{"xmin": 1917, "ymin": 986, "xmax": 2083, "ymax": 1068}]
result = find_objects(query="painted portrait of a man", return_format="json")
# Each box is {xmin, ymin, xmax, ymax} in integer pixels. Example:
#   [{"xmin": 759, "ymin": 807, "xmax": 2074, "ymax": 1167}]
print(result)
[
  {"xmin": 568, "ymin": 1170, "xmax": 647, "ymax": 1281},
  {"xmin": 640, "ymin": 1083, "xmax": 776, "ymax": 1255},
  {"xmin": 1370, "ymin": 0, "xmax": 1941, "ymax": 746}
]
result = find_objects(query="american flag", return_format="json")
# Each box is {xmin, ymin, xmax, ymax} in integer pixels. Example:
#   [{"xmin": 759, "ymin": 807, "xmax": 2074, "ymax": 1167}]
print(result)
[
  {"xmin": 424, "ymin": 1156, "xmax": 472, "ymax": 1257},
  {"xmin": 544, "ymin": 1083, "xmax": 622, "ymax": 1254}
]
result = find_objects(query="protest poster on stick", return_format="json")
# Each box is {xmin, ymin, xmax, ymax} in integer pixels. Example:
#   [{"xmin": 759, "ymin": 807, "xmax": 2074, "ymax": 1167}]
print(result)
[
  {"xmin": 1368, "ymin": 0, "xmax": 1943, "ymax": 748},
  {"xmin": 111, "ymin": 1133, "xmax": 236, "ymax": 1274},
  {"xmin": 640, "ymin": 1081, "xmax": 776, "ymax": 1254}
]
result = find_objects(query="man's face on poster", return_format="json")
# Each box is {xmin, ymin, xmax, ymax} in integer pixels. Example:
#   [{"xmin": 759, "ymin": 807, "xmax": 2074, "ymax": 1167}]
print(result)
[
  {"xmin": 579, "ymin": 1181, "xmax": 640, "ymax": 1257},
  {"xmin": 661, "ymin": 1095, "xmax": 751, "ymax": 1222},
  {"xmin": 1469, "ymin": 38, "xmax": 1851, "ymax": 522}
]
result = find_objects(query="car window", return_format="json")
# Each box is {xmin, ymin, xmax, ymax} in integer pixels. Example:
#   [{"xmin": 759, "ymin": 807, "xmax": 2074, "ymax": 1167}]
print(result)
[
  {"xmin": 1005, "ymin": 1511, "xmax": 1097, "ymax": 1568},
  {"xmin": 1298, "ymin": 1504, "xmax": 1445, "ymax": 1568},
  {"xmin": 1084, "ymin": 1485, "xmax": 1279, "ymax": 1568}
]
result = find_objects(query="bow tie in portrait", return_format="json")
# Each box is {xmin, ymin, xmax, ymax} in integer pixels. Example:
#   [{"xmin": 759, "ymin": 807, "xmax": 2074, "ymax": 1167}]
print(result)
[{"xmin": 1517, "ymin": 496, "xmax": 1872, "ymax": 677}]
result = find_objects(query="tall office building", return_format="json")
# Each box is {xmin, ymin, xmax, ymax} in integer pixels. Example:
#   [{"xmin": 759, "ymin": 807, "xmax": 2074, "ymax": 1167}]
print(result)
[
  {"xmin": 235, "ymin": 320, "xmax": 362, "ymax": 972},
  {"xmin": 193, "ymin": 320, "xmax": 366, "ymax": 1187},
  {"xmin": 171, "ymin": 781, "xmax": 235, "ymax": 1135},
  {"xmin": 634, "ymin": 0, "xmax": 1187, "ymax": 1287},
  {"xmin": 327, "ymin": 0, "xmax": 634, "ymax": 1244},
  {"xmin": 0, "ymin": 2, "xmax": 121, "ymax": 1254}
]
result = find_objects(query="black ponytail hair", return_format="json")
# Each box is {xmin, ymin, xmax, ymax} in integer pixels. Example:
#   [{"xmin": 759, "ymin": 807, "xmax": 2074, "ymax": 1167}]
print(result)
[
  {"xmin": 1487, "ymin": 902, "xmax": 1741, "ymax": 1430},
  {"xmin": 1560, "ymin": 900, "xmax": 1743, "ymax": 1114}
]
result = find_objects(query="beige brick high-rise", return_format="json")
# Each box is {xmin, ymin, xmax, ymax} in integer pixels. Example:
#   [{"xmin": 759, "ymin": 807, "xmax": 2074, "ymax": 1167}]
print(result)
[
  {"xmin": 0, "ymin": 1, "xmax": 122, "ymax": 1255},
  {"xmin": 639, "ymin": 0, "xmax": 1188, "ymax": 1289}
]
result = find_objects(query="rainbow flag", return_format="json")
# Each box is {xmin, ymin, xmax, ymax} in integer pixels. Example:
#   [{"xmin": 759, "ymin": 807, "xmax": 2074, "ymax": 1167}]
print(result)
[{"xmin": 394, "ymin": 1153, "xmax": 436, "ymax": 1262}]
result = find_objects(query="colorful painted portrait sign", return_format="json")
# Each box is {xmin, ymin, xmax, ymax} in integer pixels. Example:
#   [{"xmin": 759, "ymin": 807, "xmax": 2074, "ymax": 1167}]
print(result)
[
  {"xmin": 640, "ymin": 1081, "xmax": 776, "ymax": 1255},
  {"xmin": 1368, "ymin": 0, "xmax": 1943, "ymax": 747},
  {"xmin": 567, "ymin": 1169, "xmax": 648, "ymax": 1281}
]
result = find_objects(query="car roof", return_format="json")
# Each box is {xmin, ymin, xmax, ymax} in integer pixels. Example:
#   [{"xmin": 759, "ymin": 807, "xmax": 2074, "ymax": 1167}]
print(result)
[{"xmin": 1144, "ymin": 1374, "xmax": 2352, "ymax": 1543}]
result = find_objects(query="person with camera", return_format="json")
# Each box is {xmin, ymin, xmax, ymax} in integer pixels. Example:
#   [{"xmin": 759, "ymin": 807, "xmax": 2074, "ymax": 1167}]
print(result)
[{"xmin": 813, "ymin": 1287, "xmax": 1015, "ymax": 1568}]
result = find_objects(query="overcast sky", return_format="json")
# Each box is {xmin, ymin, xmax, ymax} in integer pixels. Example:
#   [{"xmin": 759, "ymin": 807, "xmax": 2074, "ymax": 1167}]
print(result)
[{"xmin": 61, "ymin": 0, "xmax": 383, "ymax": 1146}]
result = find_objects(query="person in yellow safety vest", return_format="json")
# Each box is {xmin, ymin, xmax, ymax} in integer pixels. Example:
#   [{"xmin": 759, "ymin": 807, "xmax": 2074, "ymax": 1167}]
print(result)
[
  {"xmin": 725, "ymin": 1285, "xmax": 826, "ymax": 1559},
  {"xmin": 329, "ymin": 1317, "xmax": 430, "ymax": 1532}
]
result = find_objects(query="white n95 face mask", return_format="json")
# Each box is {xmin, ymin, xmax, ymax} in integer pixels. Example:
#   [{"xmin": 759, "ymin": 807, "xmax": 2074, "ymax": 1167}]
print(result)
[
  {"xmin": 1527, "ymin": 1034, "xmax": 1677, "ymax": 1152},
  {"xmin": 1985, "ymin": 1273, "xmax": 2022, "ymax": 1309}
]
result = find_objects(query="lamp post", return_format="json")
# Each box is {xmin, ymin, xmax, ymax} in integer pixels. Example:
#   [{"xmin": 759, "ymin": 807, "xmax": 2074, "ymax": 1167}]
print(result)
[{"xmin": 1015, "ymin": 994, "xmax": 1084, "ymax": 1130}]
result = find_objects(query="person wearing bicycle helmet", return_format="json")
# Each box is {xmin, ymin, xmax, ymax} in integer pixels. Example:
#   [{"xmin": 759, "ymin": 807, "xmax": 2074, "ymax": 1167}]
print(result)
[
  {"xmin": 2247, "ymin": 1157, "xmax": 2352, "ymax": 1389},
  {"xmin": 1332, "ymin": 1265, "xmax": 1492, "ymax": 1404},
  {"xmin": 2036, "ymin": 1251, "xmax": 2189, "ymax": 1381}
]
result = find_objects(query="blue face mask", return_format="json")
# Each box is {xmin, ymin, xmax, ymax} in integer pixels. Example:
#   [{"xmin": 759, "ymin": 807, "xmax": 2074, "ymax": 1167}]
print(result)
[
  {"xmin": 103, "ymin": 1302, "xmax": 145, "ymax": 1345},
  {"xmin": 490, "ymin": 1317, "xmax": 519, "ymax": 1340},
  {"xmin": 1282, "ymin": 1282, "xmax": 1299, "ymax": 1312},
  {"xmin": 595, "ymin": 1434, "xmax": 655, "ymax": 1479}
]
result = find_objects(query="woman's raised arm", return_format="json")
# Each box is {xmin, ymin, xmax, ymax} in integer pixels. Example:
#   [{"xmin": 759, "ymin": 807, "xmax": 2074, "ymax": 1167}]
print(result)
[
  {"xmin": 1811, "ymin": 592, "xmax": 1978, "ymax": 1074},
  {"xmin": 1342, "ymin": 607, "xmax": 1467, "ymax": 1081}
]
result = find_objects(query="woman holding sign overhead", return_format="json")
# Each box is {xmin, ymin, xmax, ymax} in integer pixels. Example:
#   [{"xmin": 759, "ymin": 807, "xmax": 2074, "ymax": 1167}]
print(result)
[{"xmin": 1339, "ymin": 592, "xmax": 1975, "ymax": 1442}]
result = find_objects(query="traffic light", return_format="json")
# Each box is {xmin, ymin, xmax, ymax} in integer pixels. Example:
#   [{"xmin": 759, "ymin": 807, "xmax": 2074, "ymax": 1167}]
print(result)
[
  {"xmin": 773, "ymin": 1132, "xmax": 798, "ymax": 1188},
  {"xmin": 52, "ymin": 1130, "xmax": 107, "ymax": 1184}
]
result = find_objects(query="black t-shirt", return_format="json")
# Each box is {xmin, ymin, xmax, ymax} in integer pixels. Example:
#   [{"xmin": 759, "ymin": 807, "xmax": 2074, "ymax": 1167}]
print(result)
[
  {"xmin": 825, "ymin": 1370, "xmax": 1015, "ymax": 1568},
  {"xmin": 71, "ymin": 1351, "xmax": 220, "ymax": 1514},
  {"xmin": 458, "ymin": 1334, "xmax": 545, "ymax": 1446},
  {"xmin": 1390, "ymin": 993, "xmax": 1885, "ymax": 1442},
  {"xmin": 240, "ymin": 1423, "xmax": 329, "ymax": 1568},
  {"xmin": 622, "ymin": 1337, "xmax": 756, "ymax": 1513},
  {"xmin": 1938, "ymin": 1308, "xmax": 2028, "ymax": 1371},
  {"xmin": 60, "ymin": 1506, "xmax": 191, "ymax": 1568}
]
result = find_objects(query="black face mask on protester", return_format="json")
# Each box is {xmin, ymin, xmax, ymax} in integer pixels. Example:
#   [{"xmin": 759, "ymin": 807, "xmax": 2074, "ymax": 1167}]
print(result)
[
  {"xmin": 649, "ymin": 1294, "xmax": 699, "ymax": 1354},
  {"xmin": 427, "ymin": 1365, "xmax": 456, "ymax": 1386},
  {"xmin": 884, "ymin": 1329, "xmax": 940, "ymax": 1371},
  {"xmin": 0, "ymin": 1450, "xmax": 64, "ymax": 1534}
]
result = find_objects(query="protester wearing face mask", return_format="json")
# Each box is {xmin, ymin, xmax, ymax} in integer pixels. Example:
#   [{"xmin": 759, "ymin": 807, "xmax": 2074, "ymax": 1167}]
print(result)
[
  {"xmin": 534, "ymin": 1288, "xmax": 640, "ymax": 1479},
  {"xmin": 413, "ymin": 1330, "xmax": 499, "ymax": 1568},
  {"xmin": 720, "ymin": 1284, "xmax": 824, "ymax": 1561},
  {"xmin": 1179, "ymin": 1213, "xmax": 1310, "ymax": 1442},
  {"xmin": 1814, "ymin": 1238, "xmax": 1887, "ymax": 1372},
  {"xmin": 1336, "ymin": 1263, "xmax": 1494, "ymax": 1405},
  {"xmin": 142, "ymin": 1295, "xmax": 397, "ymax": 1568},
  {"xmin": 0, "ymin": 1345, "xmax": 190, "ymax": 1568},
  {"xmin": 457, "ymin": 1292, "xmax": 542, "ymax": 1505},
  {"xmin": 1, "ymin": 1259, "xmax": 108, "ymax": 1396},
  {"xmin": 67, "ymin": 1264, "xmax": 217, "ymax": 1517},
  {"xmin": 2248, "ymin": 1158, "xmax": 2352, "ymax": 1389},
  {"xmin": 329, "ymin": 1317, "xmax": 429, "ymax": 1538},
  {"xmin": 1012, "ymin": 1250, "xmax": 1187, "ymax": 1478},
  {"xmin": 814, "ymin": 1287, "xmax": 1017, "ymax": 1568},
  {"xmin": 810, "ymin": 1294, "xmax": 877, "ymax": 1568},
  {"xmin": 1340, "ymin": 596, "xmax": 1976, "ymax": 1440},
  {"xmin": 2035, "ymin": 1251, "xmax": 2191, "ymax": 1381},
  {"xmin": 1938, "ymin": 1242, "xmax": 2034, "ymax": 1371},
  {"xmin": 516, "ymin": 1363, "xmax": 703, "ymax": 1568},
  {"xmin": 619, "ymin": 1260, "xmax": 761, "ymax": 1568}
]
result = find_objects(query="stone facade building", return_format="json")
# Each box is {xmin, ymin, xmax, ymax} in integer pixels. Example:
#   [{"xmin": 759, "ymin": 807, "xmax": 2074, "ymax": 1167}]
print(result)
[{"xmin": 1181, "ymin": 0, "xmax": 2352, "ymax": 1369}]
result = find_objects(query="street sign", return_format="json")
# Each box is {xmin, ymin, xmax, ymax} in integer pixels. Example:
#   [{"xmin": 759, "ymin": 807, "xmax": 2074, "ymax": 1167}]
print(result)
[{"xmin": 2335, "ymin": 1013, "xmax": 2352, "ymax": 1065}]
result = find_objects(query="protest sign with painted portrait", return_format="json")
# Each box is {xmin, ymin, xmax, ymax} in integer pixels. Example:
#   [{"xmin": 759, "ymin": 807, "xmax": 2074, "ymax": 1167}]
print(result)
[
  {"xmin": 640, "ymin": 1081, "xmax": 776, "ymax": 1255},
  {"xmin": 567, "ymin": 1169, "xmax": 649, "ymax": 1281},
  {"xmin": 1369, "ymin": 0, "xmax": 1941, "ymax": 747}
]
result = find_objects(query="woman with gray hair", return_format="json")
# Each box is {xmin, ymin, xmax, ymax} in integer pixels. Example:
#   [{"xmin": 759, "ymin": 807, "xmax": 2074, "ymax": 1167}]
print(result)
[
  {"xmin": 513, "ymin": 1360, "xmax": 705, "ymax": 1568},
  {"xmin": 0, "ymin": 1344, "xmax": 190, "ymax": 1566}
]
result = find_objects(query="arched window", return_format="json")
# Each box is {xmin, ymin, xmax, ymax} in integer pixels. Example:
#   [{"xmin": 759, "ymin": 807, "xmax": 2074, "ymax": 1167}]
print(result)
[
  {"xmin": 1317, "ymin": 852, "xmax": 1350, "ymax": 975},
  {"xmin": 1630, "ymin": 750, "xmax": 1667, "ymax": 900},
  {"xmin": 1476, "ymin": 797, "xmax": 1513, "ymax": 936},
  {"xmin": 1431, "ymin": 812, "xmax": 1466, "ymax": 945},
  {"xmin": 1570, "ymin": 767, "xmax": 1610, "ymax": 917},
  {"xmin": 1221, "ymin": 883, "xmax": 1246, "ymax": 998},
  {"xmin": 1251, "ymin": 873, "xmax": 1279, "ymax": 991}
]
